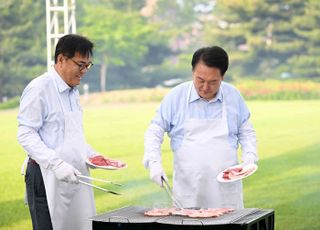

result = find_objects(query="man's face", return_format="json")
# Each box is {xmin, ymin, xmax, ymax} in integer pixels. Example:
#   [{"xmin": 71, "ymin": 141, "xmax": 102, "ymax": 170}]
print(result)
[
  {"xmin": 192, "ymin": 61, "xmax": 224, "ymax": 100},
  {"xmin": 58, "ymin": 52, "xmax": 92, "ymax": 87}
]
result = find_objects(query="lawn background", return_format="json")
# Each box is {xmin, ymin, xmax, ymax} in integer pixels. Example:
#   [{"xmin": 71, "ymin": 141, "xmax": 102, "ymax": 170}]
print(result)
[{"xmin": 0, "ymin": 100, "xmax": 319, "ymax": 230}]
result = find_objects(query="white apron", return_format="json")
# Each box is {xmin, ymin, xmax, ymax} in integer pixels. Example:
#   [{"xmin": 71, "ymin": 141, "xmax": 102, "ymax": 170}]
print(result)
[
  {"xmin": 40, "ymin": 75, "xmax": 96, "ymax": 230},
  {"xmin": 172, "ymin": 83, "xmax": 243, "ymax": 209}
]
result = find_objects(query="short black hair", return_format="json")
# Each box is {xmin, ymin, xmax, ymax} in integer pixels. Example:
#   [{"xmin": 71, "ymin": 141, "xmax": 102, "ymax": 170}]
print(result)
[
  {"xmin": 54, "ymin": 34, "xmax": 94, "ymax": 63},
  {"xmin": 191, "ymin": 46, "xmax": 229, "ymax": 76}
]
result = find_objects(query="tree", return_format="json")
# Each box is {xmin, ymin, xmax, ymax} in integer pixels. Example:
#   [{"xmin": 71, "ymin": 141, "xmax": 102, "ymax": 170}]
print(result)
[
  {"xmin": 202, "ymin": 0, "xmax": 319, "ymax": 79},
  {"xmin": 78, "ymin": 1, "xmax": 165, "ymax": 91},
  {"xmin": 0, "ymin": 1, "xmax": 46, "ymax": 99},
  {"xmin": 287, "ymin": 0, "xmax": 320, "ymax": 78}
]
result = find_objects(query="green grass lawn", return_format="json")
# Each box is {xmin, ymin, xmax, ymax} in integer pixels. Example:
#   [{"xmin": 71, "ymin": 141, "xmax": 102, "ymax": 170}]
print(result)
[{"xmin": 0, "ymin": 100, "xmax": 319, "ymax": 230}]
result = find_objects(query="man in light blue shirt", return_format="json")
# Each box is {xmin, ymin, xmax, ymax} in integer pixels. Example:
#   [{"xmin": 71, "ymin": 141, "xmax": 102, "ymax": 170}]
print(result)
[
  {"xmin": 143, "ymin": 46, "xmax": 258, "ymax": 209},
  {"xmin": 18, "ymin": 34, "xmax": 99, "ymax": 230}
]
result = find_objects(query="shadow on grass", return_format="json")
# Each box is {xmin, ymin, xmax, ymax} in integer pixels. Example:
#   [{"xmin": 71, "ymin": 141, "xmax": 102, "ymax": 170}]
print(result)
[{"xmin": 244, "ymin": 142, "xmax": 320, "ymax": 230}]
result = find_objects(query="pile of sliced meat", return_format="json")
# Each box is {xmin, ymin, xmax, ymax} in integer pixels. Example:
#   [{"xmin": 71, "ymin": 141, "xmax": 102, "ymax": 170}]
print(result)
[
  {"xmin": 144, "ymin": 207, "xmax": 234, "ymax": 218},
  {"xmin": 88, "ymin": 155, "xmax": 126, "ymax": 168},
  {"xmin": 222, "ymin": 164, "xmax": 256, "ymax": 180}
]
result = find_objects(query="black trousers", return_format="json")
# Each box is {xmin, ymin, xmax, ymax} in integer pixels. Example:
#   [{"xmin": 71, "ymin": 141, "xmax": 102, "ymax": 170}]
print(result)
[{"xmin": 25, "ymin": 161, "xmax": 53, "ymax": 230}]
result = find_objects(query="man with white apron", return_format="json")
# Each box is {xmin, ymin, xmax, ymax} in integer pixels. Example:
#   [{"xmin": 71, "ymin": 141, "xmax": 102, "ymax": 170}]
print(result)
[
  {"xmin": 143, "ymin": 46, "xmax": 258, "ymax": 209},
  {"xmin": 18, "ymin": 34, "xmax": 98, "ymax": 230}
]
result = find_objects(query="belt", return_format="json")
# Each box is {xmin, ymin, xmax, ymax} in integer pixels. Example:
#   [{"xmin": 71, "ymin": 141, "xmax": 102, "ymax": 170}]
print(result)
[{"xmin": 28, "ymin": 158, "xmax": 38, "ymax": 165}]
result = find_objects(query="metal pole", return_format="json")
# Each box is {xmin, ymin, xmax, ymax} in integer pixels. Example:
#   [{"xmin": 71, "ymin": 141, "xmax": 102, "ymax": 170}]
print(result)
[
  {"xmin": 46, "ymin": 0, "xmax": 51, "ymax": 70},
  {"xmin": 46, "ymin": 0, "xmax": 76, "ymax": 70}
]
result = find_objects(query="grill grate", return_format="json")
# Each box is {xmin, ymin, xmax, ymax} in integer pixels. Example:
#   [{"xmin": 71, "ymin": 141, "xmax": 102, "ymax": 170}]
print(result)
[
  {"xmin": 90, "ymin": 206, "xmax": 160, "ymax": 223},
  {"xmin": 91, "ymin": 206, "xmax": 261, "ymax": 225}
]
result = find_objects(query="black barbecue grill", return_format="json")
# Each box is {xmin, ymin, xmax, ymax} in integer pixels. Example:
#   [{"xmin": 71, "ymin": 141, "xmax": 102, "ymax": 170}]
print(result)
[{"xmin": 91, "ymin": 206, "xmax": 274, "ymax": 230}]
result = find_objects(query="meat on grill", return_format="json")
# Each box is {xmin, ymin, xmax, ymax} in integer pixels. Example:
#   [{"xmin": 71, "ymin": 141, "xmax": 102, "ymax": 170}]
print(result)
[
  {"xmin": 144, "ymin": 207, "xmax": 234, "ymax": 218},
  {"xmin": 144, "ymin": 208, "xmax": 177, "ymax": 217}
]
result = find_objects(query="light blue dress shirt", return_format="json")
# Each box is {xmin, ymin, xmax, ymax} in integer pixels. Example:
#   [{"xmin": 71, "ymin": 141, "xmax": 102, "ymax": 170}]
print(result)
[
  {"xmin": 17, "ymin": 68, "xmax": 95, "ymax": 169},
  {"xmin": 151, "ymin": 81, "xmax": 253, "ymax": 153}
]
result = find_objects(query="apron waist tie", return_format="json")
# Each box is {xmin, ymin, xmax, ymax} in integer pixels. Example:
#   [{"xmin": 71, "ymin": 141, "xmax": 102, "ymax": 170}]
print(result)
[{"xmin": 28, "ymin": 158, "xmax": 38, "ymax": 165}]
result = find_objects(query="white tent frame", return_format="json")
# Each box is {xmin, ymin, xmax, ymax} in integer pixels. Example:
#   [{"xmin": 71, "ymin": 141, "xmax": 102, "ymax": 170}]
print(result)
[{"xmin": 46, "ymin": 0, "xmax": 76, "ymax": 70}]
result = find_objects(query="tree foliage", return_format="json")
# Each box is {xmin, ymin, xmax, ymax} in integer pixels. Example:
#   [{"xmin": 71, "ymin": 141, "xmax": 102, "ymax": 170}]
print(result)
[
  {"xmin": 203, "ymin": 0, "xmax": 320, "ymax": 79},
  {"xmin": 0, "ymin": 0, "xmax": 319, "ymax": 99},
  {"xmin": 78, "ymin": 2, "xmax": 164, "ymax": 91},
  {"xmin": 0, "ymin": 1, "xmax": 46, "ymax": 98},
  {"xmin": 77, "ymin": 0, "xmax": 208, "ymax": 91}
]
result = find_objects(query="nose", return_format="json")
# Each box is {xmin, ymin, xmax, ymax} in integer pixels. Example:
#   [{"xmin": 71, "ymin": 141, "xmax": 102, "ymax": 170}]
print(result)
[{"xmin": 203, "ymin": 82, "xmax": 209, "ymax": 90}]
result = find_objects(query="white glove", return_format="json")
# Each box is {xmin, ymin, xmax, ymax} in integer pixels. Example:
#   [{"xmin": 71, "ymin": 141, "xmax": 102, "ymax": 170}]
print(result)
[
  {"xmin": 149, "ymin": 161, "xmax": 167, "ymax": 187},
  {"xmin": 53, "ymin": 161, "xmax": 81, "ymax": 184}
]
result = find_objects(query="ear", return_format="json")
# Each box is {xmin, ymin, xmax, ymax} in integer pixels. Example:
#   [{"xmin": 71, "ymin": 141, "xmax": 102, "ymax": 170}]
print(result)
[{"xmin": 57, "ymin": 54, "xmax": 65, "ymax": 64}]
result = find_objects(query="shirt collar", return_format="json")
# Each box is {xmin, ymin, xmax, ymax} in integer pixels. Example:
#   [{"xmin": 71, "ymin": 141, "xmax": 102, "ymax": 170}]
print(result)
[
  {"xmin": 50, "ymin": 67, "xmax": 74, "ymax": 93},
  {"xmin": 189, "ymin": 82, "xmax": 223, "ymax": 103}
]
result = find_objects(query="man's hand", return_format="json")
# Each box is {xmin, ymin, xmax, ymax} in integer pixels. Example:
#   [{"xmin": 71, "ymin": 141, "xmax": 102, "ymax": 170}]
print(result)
[
  {"xmin": 149, "ymin": 161, "xmax": 167, "ymax": 187},
  {"xmin": 53, "ymin": 161, "xmax": 81, "ymax": 184}
]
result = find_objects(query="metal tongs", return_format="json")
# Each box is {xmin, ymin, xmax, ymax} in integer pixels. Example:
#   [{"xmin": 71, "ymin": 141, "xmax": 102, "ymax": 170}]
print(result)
[
  {"xmin": 77, "ymin": 175, "xmax": 122, "ymax": 195},
  {"xmin": 161, "ymin": 176, "xmax": 183, "ymax": 209}
]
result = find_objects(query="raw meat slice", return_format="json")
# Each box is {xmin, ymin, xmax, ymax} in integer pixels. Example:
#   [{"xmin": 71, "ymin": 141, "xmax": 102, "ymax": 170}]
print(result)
[
  {"xmin": 144, "ymin": 208, "xmax": 175, "ymax": 217},
  {"xmin": 171, "ymin": 208, "xmax": 196, "ymax": 216},
  {"xmin": 88, "ymin": 155, "xmax": 126, "ymax": 168},
  {"xmin": 186, "ymin": 208, "xmax": 234, "ymax": 218},
  {"xmin": 222, "ymin": 166, "xmax": 248, "ymax": 180}
]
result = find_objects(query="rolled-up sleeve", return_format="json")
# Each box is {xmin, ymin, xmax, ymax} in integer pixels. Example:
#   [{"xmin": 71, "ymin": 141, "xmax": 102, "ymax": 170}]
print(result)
[{"xmin": 17, "ymin": 86, "xmax": 61, "ymax": 169}]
